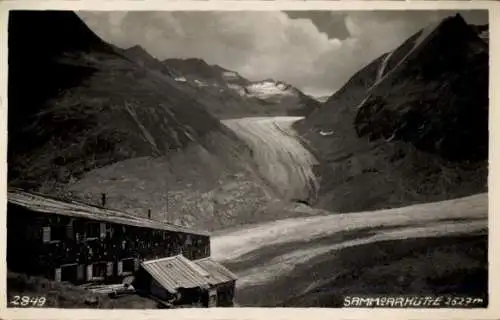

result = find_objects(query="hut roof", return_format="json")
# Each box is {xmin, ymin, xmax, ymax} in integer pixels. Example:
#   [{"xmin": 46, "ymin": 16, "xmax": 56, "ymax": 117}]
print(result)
[{"xmin": 8, "ymin": 188, "xmax": 210, "ymax": 236}]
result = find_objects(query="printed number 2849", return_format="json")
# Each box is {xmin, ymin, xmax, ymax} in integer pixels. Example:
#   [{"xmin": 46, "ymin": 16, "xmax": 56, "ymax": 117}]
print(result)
[{"xmin": 9, "ymin": 295, "xmax": 47, "ymax": 307}]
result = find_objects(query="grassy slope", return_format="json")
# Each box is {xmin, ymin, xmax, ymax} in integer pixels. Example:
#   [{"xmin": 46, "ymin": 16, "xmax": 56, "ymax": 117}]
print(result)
[{"xmin": 7, "ymin": 272, "xmax": 159, "ymax": 309}]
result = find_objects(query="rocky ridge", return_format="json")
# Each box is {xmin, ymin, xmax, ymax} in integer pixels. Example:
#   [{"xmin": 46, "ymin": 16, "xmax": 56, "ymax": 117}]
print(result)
[{"xmin": 295, "ymin": 14, "xmax": 488, "ymax": 213}]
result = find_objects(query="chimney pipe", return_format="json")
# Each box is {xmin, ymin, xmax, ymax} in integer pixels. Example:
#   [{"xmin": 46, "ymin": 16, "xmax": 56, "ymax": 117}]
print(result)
[
  {"xmin": 101, "ymin": 193, "xmax": 106, "ymax": 207},
  {"xmin": 148, "ymin": 209, "xmax": 151, "ymax": 220}
]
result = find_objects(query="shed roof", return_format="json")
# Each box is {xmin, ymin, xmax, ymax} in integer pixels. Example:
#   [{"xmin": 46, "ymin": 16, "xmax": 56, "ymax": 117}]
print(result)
[
  {"xmin": 193, "ymin": 257, "xmax": 238, "ymax": 285},
  {"xmin": 7, "ymin": 188, "xmax": 209, "ymax": 236},
  {"xmin": 141, "ymin": 255, "xmax": 211, "ymax": 294}
]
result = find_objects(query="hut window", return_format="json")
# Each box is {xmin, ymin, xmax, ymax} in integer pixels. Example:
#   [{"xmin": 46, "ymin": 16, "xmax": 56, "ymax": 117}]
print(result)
[
  {"xmin": 117, "ymin": 261, "xmax": 123, "ymax": 275},
  {"xmin": 60, "ymin": 264, "xmax": 78, "ymax": 282},
  {"xmin": 99, "ymin": 223, "xmax": 106, "ymax": 239},
  {"xmin": 86, "ymin": 223, "xmax": 100, "ymax": 239},
  {"xmin": 86, "ymin": 265, "xmax": 93, "ymax": 281},
  {"xmin": 73, "ymin": 221, "xmax": 85, "ymax": 242},
  {"xmin": 51, "ymin": 225, "xmax": 66, "ymax": 241},
  {"xmin": 106, "ymin": 225, "xmax": 113, "ymax": 238},
  {"xmin": 92, "ymin": 263, "xmax": 107, "ymax": 280},
  {"xmin": 120, "ymin": 258, "xmax": 135, "ymax": 275},
  {"xmin": 66, "ymin": 220, "xmax": 74, "ymax": 240},
  {"xmin": 42, "ymin": 227, "xmax": 51, "ymax": 243},
  {"xmin": 208, "ymin": 289, "xmax": 218, "ymax": 307}
]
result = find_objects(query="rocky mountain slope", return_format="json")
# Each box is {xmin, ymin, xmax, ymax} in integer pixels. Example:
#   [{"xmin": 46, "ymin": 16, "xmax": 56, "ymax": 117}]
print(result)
[
  {"xmin": 119, "ymin": 45, "xmax": 321, "ymax": 119},
  {"xmin": 295, "ymin": 14, "xmax": 489, "ymax": 213},
  {"xmin": 162, "ymin": 58, "xmax": 322, "ymax": 118},
  {"xmin": 9, "ymin": 10, "xmax": 317, "ymax": 230}
]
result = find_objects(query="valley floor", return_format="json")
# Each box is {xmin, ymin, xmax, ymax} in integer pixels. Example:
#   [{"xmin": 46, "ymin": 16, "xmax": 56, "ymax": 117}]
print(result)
[{"xmin": 211, "ymin": 193, "xmax": 488, "ymax": 307}]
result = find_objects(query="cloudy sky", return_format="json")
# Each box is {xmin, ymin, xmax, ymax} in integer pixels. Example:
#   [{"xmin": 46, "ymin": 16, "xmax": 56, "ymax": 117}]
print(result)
[{"xmin": 78, "ymin": 10, "xmax": 487, "ymax": 97}]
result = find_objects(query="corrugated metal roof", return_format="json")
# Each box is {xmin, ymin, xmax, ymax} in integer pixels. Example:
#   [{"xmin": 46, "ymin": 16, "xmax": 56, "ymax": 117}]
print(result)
[
  {"xmin": 141, "ymin": 255, "xmax": 211, "ymax": 294},
  {"xmin": 194, "ymin": 257, "xmax": 238, "ymax": 285},
  {"xmin": 7, "ymin": 188, "xmax": 210, "ymax": 237}
]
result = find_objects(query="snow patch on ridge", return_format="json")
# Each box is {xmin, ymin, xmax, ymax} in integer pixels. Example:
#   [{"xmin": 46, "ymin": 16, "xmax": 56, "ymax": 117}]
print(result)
[
  {"xmin": 359, "ymin": 20, "xmax": 442, "ymax": 111},
  {"xmin": 246, "ymin": 81, "xmax": 295, "ymax": 98},
  {"xmin": 375, "ymin": 50, "xmax": 394, "ymax": 85},
  {"xmin": 223, "ymin": 71, "xmax": 240, "ymax": 79}
]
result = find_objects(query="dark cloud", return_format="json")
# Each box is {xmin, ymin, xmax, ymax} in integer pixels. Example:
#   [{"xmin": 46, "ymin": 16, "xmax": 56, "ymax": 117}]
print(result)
[
  {"xmin": 78, "ymin": 10, "xmax": 488, "ymax": 97},
  {"xmin": 286, "ymin": 11, "xmax": 350, "ymax": 39},
  {"xmin": 286, "ymin": 10, "xmax": 487, "ymax": 39}
]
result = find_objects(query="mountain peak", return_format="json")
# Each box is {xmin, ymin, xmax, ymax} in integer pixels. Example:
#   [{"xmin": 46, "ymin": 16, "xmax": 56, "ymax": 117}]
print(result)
[
  {"xmin": 164, "ymin": 57, "xmax": 211, "ymax": 68},
  {"xmin": 162, "ymin": 57, "xmax": 249, "ymax": 87},
  {"xmin": 353, "ymin": 13, "xmax": 489, "ymax": 161},
  {"xmin": 123, "ymin": 45, "xmax": 159, "ymax": 64},
  {"xmin": 163, "ymin": 58, "xmax": 234, "ymax": 74},
  {"xmin": 361, "ymin": 13, "xmax": 486, "ymax": 98},
  {"xmin": 439, "ymin": 12, "xmax": 477, "ymax": 35},
  {"xmin": 295, "ymin": 11, "xmax": 488, "ymax": 214},
  {"xmin": 9, "ymin": 11, "xmax": 110, "ymax": 56},
  {"xmin": 125, "ymin": 44, "xmax": 150, "ymax": 56}
]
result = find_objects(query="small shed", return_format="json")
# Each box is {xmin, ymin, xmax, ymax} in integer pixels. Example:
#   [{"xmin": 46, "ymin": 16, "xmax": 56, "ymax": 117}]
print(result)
[
  {"xmin": 133, "ymin": 255, "xmax": 237, "ymax": 308},
  {"xmin": 194, "ymin": 257, "xmax": 237, "ymax": 307},
  {"xmin": 133, "ymin": 255, "xmax": 210, "ymax": 307}
]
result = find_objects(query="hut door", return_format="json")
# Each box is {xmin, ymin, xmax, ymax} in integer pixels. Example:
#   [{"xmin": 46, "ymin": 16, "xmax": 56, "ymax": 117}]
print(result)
[{"xmin": 208, "ymin": 289, "xmax": 217, "ymax": 307}]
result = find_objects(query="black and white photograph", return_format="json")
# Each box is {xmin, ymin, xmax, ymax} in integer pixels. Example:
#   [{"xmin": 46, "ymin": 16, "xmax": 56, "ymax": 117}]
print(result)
[{"xmin": 3, "ymin": 2, "xmax": 491, "ymax": 313}]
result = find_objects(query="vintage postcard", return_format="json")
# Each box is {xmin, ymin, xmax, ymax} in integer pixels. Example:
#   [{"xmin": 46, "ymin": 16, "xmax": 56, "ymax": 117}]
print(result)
[{"xmin": 0, "ymin": 0, "xmax": 498, "ymax": 319}]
